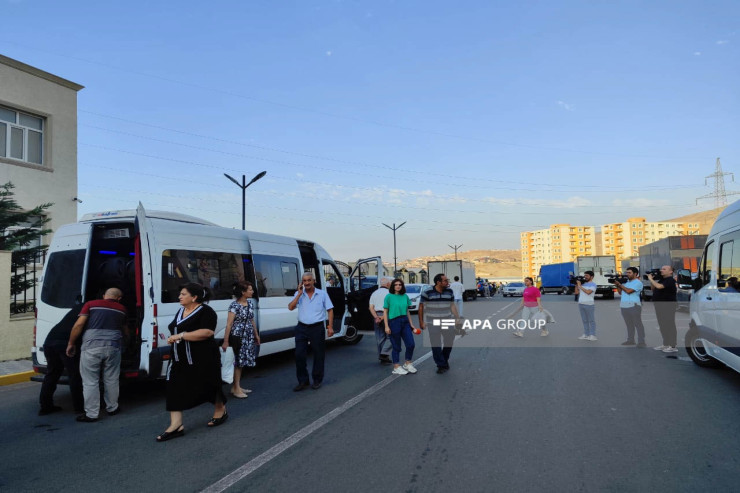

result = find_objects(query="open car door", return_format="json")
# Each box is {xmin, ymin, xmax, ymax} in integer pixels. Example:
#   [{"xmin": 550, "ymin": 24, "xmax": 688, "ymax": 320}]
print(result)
[{"xmin": 347, "ymin": 257, "xmax": 383, "ymax": 333}]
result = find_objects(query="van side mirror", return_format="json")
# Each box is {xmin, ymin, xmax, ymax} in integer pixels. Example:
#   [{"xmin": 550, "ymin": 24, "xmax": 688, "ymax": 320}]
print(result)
[{"xmin": 677, "ymin": 269, "xmax": 691, "ymax": 285}]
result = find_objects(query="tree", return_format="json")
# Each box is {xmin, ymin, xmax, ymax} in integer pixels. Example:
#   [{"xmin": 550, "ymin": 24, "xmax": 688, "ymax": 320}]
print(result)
[{"xmin": 0, "ymin": 182, "xmax": 52, "ymax": 301}]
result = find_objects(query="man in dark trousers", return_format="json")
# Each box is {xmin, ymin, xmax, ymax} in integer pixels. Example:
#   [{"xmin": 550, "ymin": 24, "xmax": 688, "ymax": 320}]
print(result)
[
  {"xmin": 649, "ymin": 265, "xmax": 678, "ymax": 353},
  {"xmin": 418, "ymin": 273, "xmax": 460, "ymax": 374},
  {"xmin": 38, "ymin": 303, "xmax": 84, "ymax": 415},
  {"xmin": 288, "ymin": 272, "xmax": 334, "ymax": 391}
]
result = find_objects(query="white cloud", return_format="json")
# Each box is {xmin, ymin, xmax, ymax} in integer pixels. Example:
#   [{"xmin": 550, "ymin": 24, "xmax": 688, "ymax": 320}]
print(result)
[
  {"xmin": 717, "ymin": 40, "xmax": 729, "ymax": 45},
  {"xmin": 326, "ymin": 50, "xmax": 332, "ymax": 56},
  {"xmin": 483, "ymin": 196, "xmax": 592, "ymax": 209},
  {"xmin": 557, "ymin": 100, "xmax": 574, "ymax": 111},
  {"xmin": 296, "ymin": 172, "xmax": 304, "ymax": 178},
  {"xmin": 694, "ymin": 51, "xmax": 701, "ymax": 56},
  {"xmin": 611, "ymin": 198, "xmax": 671, "ymax": 208}
]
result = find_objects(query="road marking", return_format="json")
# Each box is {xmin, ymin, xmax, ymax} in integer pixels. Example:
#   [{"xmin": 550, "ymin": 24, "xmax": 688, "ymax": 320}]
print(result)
[{"xmin": 202, "ymin": 350, "xmax": 435, "ymax": 493}]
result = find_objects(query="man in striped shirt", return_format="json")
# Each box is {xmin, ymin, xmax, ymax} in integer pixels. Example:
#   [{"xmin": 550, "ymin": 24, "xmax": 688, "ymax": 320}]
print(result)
[
  {"xmin": 67, "ymin": 288, "xmax": 128, "ymax": 422},
  {"xmin": 418, "ymin": 274, "xmax": 460, "ymax": 374}
]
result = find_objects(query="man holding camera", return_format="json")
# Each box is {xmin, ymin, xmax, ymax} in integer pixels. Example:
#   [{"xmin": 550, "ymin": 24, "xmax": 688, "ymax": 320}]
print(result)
[
  {"xmin": 649, "ymin": 265, "xmax": 678, "ymax": 353},
  {"xmin": 575, "ymin": 271, "xmax": 598, "ymax": 341},
  {"xmin": 613, "ymin": 267, "xmax": 646, "ymax": 347}
]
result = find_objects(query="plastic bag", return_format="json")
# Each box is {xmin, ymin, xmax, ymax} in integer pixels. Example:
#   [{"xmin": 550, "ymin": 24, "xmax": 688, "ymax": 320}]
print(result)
[{"xmin": 220, "ymin": 346, "xmax": 234, "ymax": 384}]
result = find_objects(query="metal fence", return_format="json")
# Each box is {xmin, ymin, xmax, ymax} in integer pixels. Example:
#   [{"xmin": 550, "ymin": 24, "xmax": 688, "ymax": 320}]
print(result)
[{"xmin": 10, "ymin": 250, "xmax": 45, "ymax": 315}]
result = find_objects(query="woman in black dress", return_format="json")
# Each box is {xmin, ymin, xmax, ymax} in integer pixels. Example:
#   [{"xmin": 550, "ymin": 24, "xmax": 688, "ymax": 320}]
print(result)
[{"xmin": 156, "ymin": 283, "xmax": 227, "ymax": 442}]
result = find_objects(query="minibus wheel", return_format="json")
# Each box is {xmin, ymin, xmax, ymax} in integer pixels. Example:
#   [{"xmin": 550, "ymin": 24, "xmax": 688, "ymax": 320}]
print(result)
[
  {"xmin": 341, "ymin": 325, "xmax": 364, "ymax": 345},
  {"xmin": 685, "ymin": 327, "xmax": 721, "ymax": 368}
]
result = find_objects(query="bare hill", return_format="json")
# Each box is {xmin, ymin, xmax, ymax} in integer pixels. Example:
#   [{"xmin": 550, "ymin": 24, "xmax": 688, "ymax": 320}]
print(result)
[
  {"xmin": 401, "ymin": 249, "xmax": 522, "ymax": 279},
  {"xmin": 663, "ymin": 206, "xmax": 726, "ymax": 234}
]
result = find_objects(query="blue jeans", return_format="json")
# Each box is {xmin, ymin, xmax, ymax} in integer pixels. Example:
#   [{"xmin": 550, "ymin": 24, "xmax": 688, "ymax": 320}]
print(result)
[
  {"xmin": 578, "ymin": 304, "xmax": 596, "ymax": 336},
  {"xmin": 388, "ymin": 316, "xmax": 415, "ymax": 364},
  {"xmin": 295, "ymin": 322, "xmax": 326, "ymax": 384}
]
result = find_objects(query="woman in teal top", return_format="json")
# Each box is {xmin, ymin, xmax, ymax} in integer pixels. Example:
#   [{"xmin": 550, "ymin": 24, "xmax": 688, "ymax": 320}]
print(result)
[{"xmin": 383, "ymin": 279, "xmax": 419, "ymax": 375}]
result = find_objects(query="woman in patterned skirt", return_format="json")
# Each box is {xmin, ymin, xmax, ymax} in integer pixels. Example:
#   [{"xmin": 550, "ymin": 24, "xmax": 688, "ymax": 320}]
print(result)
[{"xmin": 222, "ymin": 281, "xmax": 260, "ymax": 398}]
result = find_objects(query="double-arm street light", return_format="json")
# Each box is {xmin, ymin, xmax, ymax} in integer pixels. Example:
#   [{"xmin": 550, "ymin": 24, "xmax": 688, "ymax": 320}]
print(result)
[
  {"xmin": 224, "ymin": 171, "xmax": 267, "ymax": 230},
  {"xmin": 383, "ymin": 221, "xmax": 406, "ymax": 277}
]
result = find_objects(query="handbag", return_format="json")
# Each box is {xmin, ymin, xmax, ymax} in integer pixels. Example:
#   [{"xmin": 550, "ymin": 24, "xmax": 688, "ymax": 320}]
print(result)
[{"xmin": 220, "ymin": 346, "xmax": 235, "ymax": 384}]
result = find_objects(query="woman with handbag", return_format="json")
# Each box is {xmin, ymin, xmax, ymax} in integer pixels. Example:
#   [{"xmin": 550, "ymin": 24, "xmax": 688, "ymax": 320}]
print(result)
[
  {"xmin": 222, "ymin": 281, "xmax": 260, "ymax": 398},
  {"xmin": 383, "ymin": 279, "xmax": 420, "ymax": 375},
  {"xmin": 513, "ymin": 277, "xmax": 547, "ymax": 338},
  {"xmin": 156, "ymin": 283, "xmax": 227, "ymax": 442}
]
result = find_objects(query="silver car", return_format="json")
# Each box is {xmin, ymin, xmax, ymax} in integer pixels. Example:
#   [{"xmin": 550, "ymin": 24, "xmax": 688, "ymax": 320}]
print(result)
[
  {"xmin": 502, "ymin": 282, "xmax": 525, "ymax": 297},
  {"xmin": 405, "ymin": 283, "xmax": 431, "ymax": 312}
]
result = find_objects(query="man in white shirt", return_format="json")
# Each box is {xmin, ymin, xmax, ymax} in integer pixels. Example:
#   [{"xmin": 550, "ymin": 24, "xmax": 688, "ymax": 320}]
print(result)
[
  {"xmin": 450, "ymin": 276, "xmax": 464, "ymax": 317},
  {"xmin": 575, "ymin": 271, "xmax": 598, "ymax": 341},
  {"xmin": 369, "ymin": 277, "xmax": 393, "ymax": 364}
]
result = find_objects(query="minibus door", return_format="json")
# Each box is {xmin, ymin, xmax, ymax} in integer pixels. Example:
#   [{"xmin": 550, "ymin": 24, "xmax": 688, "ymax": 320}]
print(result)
[
  {"xmin": 134, "ymin": 203, "xmax": 159, "ymax": 376},
  {"xmin": 347, "ymin": 257, "xmax": 383, "ymax": 332}
]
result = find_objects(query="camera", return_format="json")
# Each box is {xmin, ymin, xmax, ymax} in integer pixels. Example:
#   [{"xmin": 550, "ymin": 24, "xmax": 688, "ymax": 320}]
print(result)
[
  {"xmin": 569, "ymin": 275, "xmax": 586, "ymax": 285},
  {"xmin": 607, "ymin": 275, "xmax": 628, "ymax": 284},
  {"xmin": 643, "ymin": 268, "xmax": 661, "ymax": 280}
]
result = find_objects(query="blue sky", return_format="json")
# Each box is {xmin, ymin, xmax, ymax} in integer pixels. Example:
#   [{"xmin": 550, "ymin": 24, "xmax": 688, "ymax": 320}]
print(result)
[{"xmin": 3, "ymin": 0, "xmax": 738, "ymax": 262}]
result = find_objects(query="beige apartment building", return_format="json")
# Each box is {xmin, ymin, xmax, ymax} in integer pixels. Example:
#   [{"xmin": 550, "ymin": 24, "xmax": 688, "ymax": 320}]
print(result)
[
  {"xmin": 600, "ymin": 217, "xmax": 702, "ymax": 269},
  {"xmin": 520, "ymin": 224, "xmax": 596, "ymax": 277}
]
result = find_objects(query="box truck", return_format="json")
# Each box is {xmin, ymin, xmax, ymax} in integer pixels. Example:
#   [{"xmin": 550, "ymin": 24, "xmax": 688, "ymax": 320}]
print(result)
[
  {"xmin": 427, "ymin": 260, "xmax": 477, "ymax": 300},
  {"xmin": 576, "ymin": 256, "xmax": 617, "ymax": 299},
  {"xmin": 638, "ymin": 235, "xmax": 707, "ymax": 300},
  {"xmin": 537, "ymin": 262, "xmax": 575, "ymax": 295}
]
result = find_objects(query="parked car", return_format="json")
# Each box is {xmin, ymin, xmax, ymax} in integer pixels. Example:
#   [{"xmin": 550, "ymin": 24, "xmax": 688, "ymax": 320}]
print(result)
[
  {"xmin": 502, "ymin": 282, "xmax": 525, "ymax": 297},
  {"xmin": 405, "ymin": 283, "xmax": 431, "ymax": 312}
]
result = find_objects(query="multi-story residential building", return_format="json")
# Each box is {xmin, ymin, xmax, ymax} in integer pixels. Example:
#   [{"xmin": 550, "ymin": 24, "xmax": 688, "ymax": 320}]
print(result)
[
  {"xmin": 0, "ymin": 54, "xmax": 83, "ymax": 237},
  {"xmin": 600, "ymin": 217, "xmax": 702, "ymax": 269},
  {"xmin": 521, "ymin": 224, "xmax": 596, "ymax": 277}
]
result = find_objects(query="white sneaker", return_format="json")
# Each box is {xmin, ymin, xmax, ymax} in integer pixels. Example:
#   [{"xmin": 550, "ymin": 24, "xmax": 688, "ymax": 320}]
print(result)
[
  {"xmin": 578, "ymin": 335, "xmax": 589, "ymax": 340},
  {"xmin": 392, "ymin": 366, "xmax": 409, "ymax": 375},
  {"xmin": 662, "ymin": 346, "xmax": 678, "ymax": 353},
  {"xmin": 540, "ymin": 330, "xmax": 549, "ymax": 337},
  {"xmin": 513, "ymin": 330, "xmax": 524, "ymax": 338},
  {"xmin": 653, "ymin": 345, "xmax": 668, "ymax": 351},
  {"xmin": 587, "ymin": 335, "xmax": 598, "ymax": 341},
  {"xmin": 402, "ymin": 363, "xmax": 418, "ymax": 374}
]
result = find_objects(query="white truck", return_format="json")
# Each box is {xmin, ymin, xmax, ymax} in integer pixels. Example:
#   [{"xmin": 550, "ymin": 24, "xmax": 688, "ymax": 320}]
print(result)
[
  {"xmin": 427, "ymin": 260, "xmax": 477, "ymax": 301},
  {"xmin": 576, "ymin": 255, "xmax": 617, "ymax": 299}
]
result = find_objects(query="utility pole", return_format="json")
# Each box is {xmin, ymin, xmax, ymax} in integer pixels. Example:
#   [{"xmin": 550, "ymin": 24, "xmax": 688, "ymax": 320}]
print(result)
[
  {"xmin": 449, "ymin": 244, "xmax": 463, "ymax": 260},
  {"xmin": 224, "ymin": 171, "xmax": 267, "ymax": 230},
  {"xmin": 383, "ymin": 222, "xmax": 406, "ymax": 277}
]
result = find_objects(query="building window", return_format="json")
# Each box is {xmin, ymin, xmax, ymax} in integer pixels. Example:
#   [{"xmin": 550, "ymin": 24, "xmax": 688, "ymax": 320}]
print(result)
[{"xmin": 0, "ymin": 105, "xmax": 44, "ymax": 165}]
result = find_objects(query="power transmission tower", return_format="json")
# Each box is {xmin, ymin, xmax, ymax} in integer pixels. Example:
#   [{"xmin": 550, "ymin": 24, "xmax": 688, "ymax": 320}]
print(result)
[
  {"xmin": 449, "ymin": 244, "xmax": 463, "ymax": 260},
  {"xmin": 696, "ymin": 158, "xmax": 740, "ymax": 208}
]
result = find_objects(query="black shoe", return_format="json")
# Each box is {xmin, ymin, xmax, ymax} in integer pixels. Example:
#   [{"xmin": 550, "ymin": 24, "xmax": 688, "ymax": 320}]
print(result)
[
  {"xmin": 38, "ymin": 405, "xmax": 62, "ymax": 416},
  {"xmin": 636, "ymin": 342, "xmax": 647, "ymax": 348},
  {"xmin": 207, "ymin": 412, "xmax": 228, "ymax": 427},
  {"xmin": 76, "ymin": 414, "xmax": 98, "ymax": 423},
  {"xmin": 379, "ymin": 357, "xmax": 392, "ymax": 365},
  {"xmin": 293, "ymin": 382, "xmax": 310, "ymax": 392},
  {"xmin": 436, "ymin": 367, "xmax": 447, "ymax": 374},
  {"xmin": 311, "ymin": 382, "xmax": 322, "ymax": 390},
  {"xmin": 621, "ymin": 341, "xmax": 636, "ymax": 346},
  {"xmin": 156, "ymin": 426, "xmax": 185, "ymax": 442},
  {"xmin": 107, "ymin": 406, "xmax": 121, "ymax": 416}
]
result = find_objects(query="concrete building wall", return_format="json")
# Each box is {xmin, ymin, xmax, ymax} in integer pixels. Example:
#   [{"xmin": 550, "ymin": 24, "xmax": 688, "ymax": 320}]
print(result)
[
  {"xmin": 0, "ymin": 251, "xmax": 34, "ymax": 361},
  {"xmin": 0, "ymin": 55, "xmax": 83, "ymax": 236}
]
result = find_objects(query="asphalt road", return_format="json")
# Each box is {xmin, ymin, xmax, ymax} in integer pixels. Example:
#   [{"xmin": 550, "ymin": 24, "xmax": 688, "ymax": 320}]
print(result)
[{"xmin": 2, "ymin": 295, "xmax": 740, "ymax": 492}]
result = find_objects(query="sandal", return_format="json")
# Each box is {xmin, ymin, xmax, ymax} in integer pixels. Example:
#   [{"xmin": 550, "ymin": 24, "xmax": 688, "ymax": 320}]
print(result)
[
  {"xmin": 207, "ymin": 412, "xmax": 228, "ymax": 427},
  {"xmin": 156, "ymin": 425, "xmax": 184, "ymax": 442},
  {"xmin": 231, "ymin": 392, "xmax": 248, "ymax": 399}
]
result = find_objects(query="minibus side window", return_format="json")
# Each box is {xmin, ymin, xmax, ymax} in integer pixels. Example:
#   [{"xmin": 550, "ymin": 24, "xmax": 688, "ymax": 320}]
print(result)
[
  {"xmin": 161, "ymin": 250, "xmax": 245, "ymax": 302},
  {"xmin": 252, "ymin": 254, "xmax": 299, "ymax": 297},
  {"xmin": 718, "ymin": 237, "xmax": 740, "ymax": 293},
  {"xmin": 699, "ymin": 241, "xmax": 716, "ymax": 287},
  {"xmin": 41, "ymin": 250, "xmax": 86, "ymax": 308}
]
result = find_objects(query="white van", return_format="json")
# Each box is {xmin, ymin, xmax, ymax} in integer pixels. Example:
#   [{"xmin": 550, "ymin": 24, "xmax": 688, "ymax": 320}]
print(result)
[
  {"xmin": 32, "ymin": 204, "xmax": 375, "ymax": 380},
  {"xmin": 683, "ymin": 199, "xmax": 740, "ymax": 372}
]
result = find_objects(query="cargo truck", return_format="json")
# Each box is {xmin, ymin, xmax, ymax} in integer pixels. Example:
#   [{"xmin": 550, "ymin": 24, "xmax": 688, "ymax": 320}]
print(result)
[
  {"xmin": 576, "ymin": 255, "xmax": 617, "ymax": 299},
  {"xmin": 427, "ymin": 260, "xmax": 477, "ymax": 301},
  {"xmin": 638, "ymin": 235, "xmax": 707, "ymax": 301},
  {"xmin": 537, "ymin": 262, "xmax": 576, "ymax": 295}
]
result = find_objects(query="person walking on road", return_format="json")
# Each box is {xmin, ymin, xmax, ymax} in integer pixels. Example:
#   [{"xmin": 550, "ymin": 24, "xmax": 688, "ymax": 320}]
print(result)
[
  {"xmin": 383, "ymin": 279, "xmax": 419, "ymax": 375},
  {"xmin": 418, "ymin": 274, "xmax": 460, "ymax": 374},
  {"xmin": 66, "ymin": 288, "xmax": 128, "ymax": 423},
  {"xmin": 288, "ymin": 272, "xmax": 334, "ymax": 391},
  {"xmin": 369, "ymin": 277, "xmax": 393, "ymax": 364},
  {"xmin": 613, "ymin": 267, "xmax": 646, "ymax": 347},
  {"xmin": 649, "ymin": 265, "xmax": 678, "ymax": 353},
  {"xmin": 222, "ymin": 281, "xmax": 260, "ymax": 398},
  {"xmin": 450, "ymin": 276, "xmax": 464, "ymax": 317},
  {"xmin": 39, "ymin": 303, "xmax": 84, "ymax": 416},
  {"xmin": 575, "ymin": 271, "xmax": 598, "ymax": 341},
  {"xmin": 514, "ymin": 277, "xmax": 547, "ymax": 338},
  {"xmin": 156, "ymin": 283, "xmax": 227, "ymax": 442}
]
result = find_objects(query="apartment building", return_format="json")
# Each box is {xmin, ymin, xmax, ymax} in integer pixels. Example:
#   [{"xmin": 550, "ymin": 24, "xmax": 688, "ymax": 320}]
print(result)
[
  {"xmin": 520, "ymin": 224, "xmax": 596, "ymax": 277},
  {"xmin": 600, "ymin": 217, "xmax": 702, "ymax": 269}
]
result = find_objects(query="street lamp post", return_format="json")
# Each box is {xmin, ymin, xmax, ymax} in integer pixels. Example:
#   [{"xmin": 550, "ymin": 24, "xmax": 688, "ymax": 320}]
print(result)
[
  {"xmin": 382, "ymin": 221, "xmax": 406, "ymax": 277},
  {"xmin": 224, "ymin": 171, "xmax": 267, "ymax": 230},
  {"xmin": 449, "ymin": 244, "xmax": 463, "ymax": 260}
]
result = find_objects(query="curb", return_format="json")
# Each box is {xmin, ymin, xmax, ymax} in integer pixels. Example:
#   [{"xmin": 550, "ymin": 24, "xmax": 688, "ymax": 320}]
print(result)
[{"xmin": 0, "ymin": 371, "xmax": 36, "ymax": 386}]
